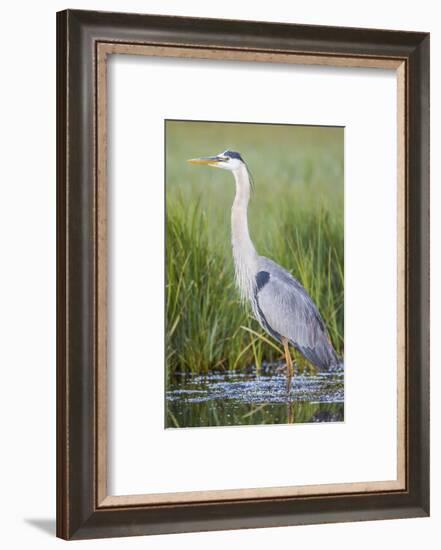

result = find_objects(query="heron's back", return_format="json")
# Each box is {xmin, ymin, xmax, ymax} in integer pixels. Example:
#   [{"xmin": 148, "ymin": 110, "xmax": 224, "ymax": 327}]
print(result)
[{"xmin": 253, "ymin": 256, "xmax": 341, "ymax": 371}]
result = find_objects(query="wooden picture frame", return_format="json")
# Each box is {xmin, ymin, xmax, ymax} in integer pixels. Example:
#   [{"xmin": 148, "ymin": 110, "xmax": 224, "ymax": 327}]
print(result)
[{"xmin": 56, "ymin": 9, "xmax": 430, "ymax": 540}]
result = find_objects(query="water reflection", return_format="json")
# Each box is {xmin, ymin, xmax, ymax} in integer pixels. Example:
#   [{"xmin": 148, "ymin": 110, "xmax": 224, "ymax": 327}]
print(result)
[{"xmin": 166, "ymin": 364, "xmax": 344, "ymax": 428}]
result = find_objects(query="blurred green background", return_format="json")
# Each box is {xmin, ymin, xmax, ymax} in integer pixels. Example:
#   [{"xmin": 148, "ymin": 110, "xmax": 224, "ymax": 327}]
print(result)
[{"xmin": 165, "ymin": 120, "xmax": 344, "ymax": 378}]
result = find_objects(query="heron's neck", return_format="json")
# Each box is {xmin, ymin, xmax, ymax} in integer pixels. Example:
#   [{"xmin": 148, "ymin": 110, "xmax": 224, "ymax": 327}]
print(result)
[{"xmin": 231, "ymin": 165, "xmax": 258, "ymax": 302}]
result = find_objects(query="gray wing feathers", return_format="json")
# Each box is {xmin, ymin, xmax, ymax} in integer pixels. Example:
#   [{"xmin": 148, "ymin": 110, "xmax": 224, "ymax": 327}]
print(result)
[{"xmin": 256, "ymin": 257, "xmax": 339, "ymax": 370}]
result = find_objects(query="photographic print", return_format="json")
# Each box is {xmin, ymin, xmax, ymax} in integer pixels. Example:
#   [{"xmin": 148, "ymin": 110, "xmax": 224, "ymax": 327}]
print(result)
[{"xmin": 165, "ymin": 120, "xmax": 344, "ymax": 428}]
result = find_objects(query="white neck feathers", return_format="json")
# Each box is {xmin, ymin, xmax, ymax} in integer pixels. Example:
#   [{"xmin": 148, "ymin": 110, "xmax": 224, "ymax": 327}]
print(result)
[{"xmin": 231, "ymin": 165, "xmax": 258, "ymax": 302}]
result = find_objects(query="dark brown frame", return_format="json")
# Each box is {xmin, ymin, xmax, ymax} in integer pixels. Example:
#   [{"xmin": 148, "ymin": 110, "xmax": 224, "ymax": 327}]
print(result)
[{"xmin": 57, "ymin": 9, "xmax": 430, "ymax": 540}]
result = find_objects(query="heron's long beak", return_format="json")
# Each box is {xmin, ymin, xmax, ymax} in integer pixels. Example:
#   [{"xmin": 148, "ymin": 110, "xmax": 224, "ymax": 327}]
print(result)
[{"xmin": 187, "ymin": 156, "xmax": 223, "ymax": 165}]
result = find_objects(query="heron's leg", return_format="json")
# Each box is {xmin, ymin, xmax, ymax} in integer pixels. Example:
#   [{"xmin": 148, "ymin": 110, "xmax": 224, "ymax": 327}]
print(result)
[{"xmin": 281, "ymin": 337, "xmax": 293, "ymax": 395}]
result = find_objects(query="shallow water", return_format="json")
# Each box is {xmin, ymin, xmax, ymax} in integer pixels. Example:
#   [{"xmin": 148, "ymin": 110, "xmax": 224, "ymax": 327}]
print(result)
[{"xmin": 166, "ymin": 364, "xmax": 344, "ymax": 428}]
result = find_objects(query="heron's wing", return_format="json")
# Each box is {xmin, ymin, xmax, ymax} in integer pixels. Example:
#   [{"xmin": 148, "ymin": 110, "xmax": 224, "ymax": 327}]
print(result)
[{"xmin": 256, "ymin": 257, "xmax": 338, "ymax": 370}]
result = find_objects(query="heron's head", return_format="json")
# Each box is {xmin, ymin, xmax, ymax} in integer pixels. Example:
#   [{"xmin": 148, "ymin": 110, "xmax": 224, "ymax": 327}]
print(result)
[{"xmin": 187, "ymin": 150, "xmax": 244, "ymax": 172}]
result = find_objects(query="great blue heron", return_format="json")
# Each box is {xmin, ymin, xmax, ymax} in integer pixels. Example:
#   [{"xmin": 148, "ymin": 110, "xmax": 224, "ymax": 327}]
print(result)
[{"xmin": 188, "ymin": 150, "xmax": 342, "ymax": 394}]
